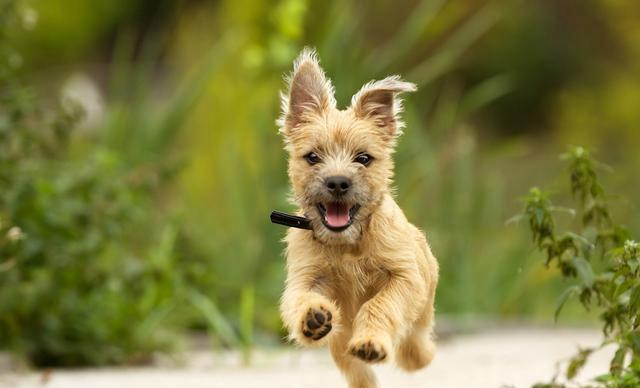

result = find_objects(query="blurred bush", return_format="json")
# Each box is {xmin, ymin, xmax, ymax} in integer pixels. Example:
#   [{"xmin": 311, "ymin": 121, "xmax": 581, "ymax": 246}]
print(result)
[
  {"xmin": 0, "ymin": 73, "xmax": 179, "ymax": 365},
  {"xmin": 0, "ymin": 1, "xmax": 209, "ymax": 366}
]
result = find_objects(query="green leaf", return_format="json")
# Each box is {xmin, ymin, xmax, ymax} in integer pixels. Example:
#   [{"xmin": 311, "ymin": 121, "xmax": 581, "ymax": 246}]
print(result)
[
  {"xmin": 594, "ymin": 373, "xmax": 616, "ymax": 383},
  {"xmin": 535, "ymin": 208, "xmax": 545, "ymax": 226},
  {"xmin": 505, "ymin": 213, "xmax": 524, "ymax": 226},
  {"xmin": 610, "ymin": 347, "xmax": 627, "ymax": 375},
  {"xmin": 566, "ymin": 347, "xmax": 593, "ymax": 379},
  {"xmin": 572, "ymin": 257, "xmax": 595, "ymax": 287},
  {"xmin": 555, "ymin": 285, "xmax": 580, "ymax": 322},
  {"xmin": 628, "ymin": 331, "xmax": 640, "ymax": 354},
  {"xmin": 549, "ymin": 206, "xmax": 577, "ymax": 217},
  {"xmin": 564, "ymin": 232, "xmax": 594, "ymax": 249},
  {"xmin": 629, "ymin": 286, "xmax": 640, "ymax": 310}
]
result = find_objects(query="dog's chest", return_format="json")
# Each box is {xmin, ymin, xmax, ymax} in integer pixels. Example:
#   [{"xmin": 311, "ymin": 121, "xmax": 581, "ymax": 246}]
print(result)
[{"xmin": 328, "ymin": 252, "xmax": 390, "ymax": 300}]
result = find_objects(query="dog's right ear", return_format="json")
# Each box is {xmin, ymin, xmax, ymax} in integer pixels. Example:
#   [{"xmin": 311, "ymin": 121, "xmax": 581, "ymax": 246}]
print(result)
[{"xmin": 278, "ymin": 48, "xmax": 335, "ymax": 137}]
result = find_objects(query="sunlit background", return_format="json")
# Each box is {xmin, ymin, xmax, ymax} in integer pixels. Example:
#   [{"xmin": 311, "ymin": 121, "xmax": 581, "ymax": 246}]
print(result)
[{"xmin": 1, "ymin": 0, "xmax": 639, "ymax": 368}]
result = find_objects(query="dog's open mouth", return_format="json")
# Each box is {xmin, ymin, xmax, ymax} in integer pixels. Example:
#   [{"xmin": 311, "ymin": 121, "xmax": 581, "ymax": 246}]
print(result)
[{"xmin": 317, "ymin": 203, "xmax": 361, "ymax": 232}]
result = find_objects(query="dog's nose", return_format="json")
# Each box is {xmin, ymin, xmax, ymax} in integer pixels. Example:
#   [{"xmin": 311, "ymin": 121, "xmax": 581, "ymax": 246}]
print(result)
[{"xmin": 325, "ymin": 175, "xmax": 351, "ymax": 196}]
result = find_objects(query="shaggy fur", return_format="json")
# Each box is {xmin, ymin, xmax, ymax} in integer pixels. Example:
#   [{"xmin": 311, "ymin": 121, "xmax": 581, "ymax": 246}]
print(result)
[{"xmin": 278, "ymin": 48, "xmax": 439, "ymax": 388}]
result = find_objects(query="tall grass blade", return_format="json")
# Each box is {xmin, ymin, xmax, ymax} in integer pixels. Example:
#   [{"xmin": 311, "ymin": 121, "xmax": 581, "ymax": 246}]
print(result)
[
  {"xmin": 367, "ymin": 0, "xmax": 448, "ymax": 73},
  {"xmin": 187, "ymin": 289, "xmax": 240, "ymax": 348},
  {"xmin": 407, "ymin": 4, "xmax": 500, "ymax": 86}
]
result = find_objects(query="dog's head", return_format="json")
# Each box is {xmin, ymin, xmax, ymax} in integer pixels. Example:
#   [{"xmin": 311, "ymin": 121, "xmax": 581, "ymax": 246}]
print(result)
[{"xmin": 278, "ymin": 48, "xmax": 416, "ymax": 245}]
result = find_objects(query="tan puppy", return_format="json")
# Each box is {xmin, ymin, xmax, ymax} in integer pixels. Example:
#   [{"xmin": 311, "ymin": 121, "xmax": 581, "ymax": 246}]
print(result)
[{"xmin": 278, "ymin": 48, "xmax": 439, "ymax": 388}]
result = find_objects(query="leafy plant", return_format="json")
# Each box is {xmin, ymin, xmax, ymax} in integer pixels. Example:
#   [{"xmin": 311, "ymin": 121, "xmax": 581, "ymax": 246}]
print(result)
[
  {"xmin": 0, "ymin": 1, "xmax": 236, "ymax": 366},
  {"xmin": 0, "ymin": 51, "xmax": 183, "ymax": 367},
  {"xmin": 513, "ymin": 147, "xmax": 640, "ymax": 387}
]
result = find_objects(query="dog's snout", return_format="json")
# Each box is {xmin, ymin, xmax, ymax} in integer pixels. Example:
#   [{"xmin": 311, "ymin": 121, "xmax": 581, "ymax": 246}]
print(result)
[{"xmin": 325, "ymin": 175, "xmax": 351, "ymax": 196}]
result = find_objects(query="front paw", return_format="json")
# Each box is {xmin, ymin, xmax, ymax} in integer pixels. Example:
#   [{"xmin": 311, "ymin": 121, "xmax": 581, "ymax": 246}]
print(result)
[
  {"xmin": 301, "ymin": 305, "xmax": 333, "ymax": 341},
  {"xmin": 348, "ymin": 335, "xmax": 390, "ymax": 363}
]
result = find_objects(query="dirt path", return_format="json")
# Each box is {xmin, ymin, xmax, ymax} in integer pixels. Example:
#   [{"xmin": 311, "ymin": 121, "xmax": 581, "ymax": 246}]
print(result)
[{"xmin": 1, "ymin": 328, "xmax": 612, "ymax": 388}]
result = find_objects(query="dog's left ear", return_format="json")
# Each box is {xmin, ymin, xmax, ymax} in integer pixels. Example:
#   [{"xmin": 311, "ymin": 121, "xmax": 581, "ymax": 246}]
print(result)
[{"xmin": 350, "ymin": 76, "xmax": 416, "ymax": 139}]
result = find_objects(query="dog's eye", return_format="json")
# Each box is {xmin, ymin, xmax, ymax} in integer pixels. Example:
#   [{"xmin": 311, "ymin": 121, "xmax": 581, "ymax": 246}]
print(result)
[
  {"xmin": 354, "ymin": 154, "xmax": 373, "ymax": 166},
  {"xmin": 304, "ymin": 152, "xmax": 321, "ymax": 165}
]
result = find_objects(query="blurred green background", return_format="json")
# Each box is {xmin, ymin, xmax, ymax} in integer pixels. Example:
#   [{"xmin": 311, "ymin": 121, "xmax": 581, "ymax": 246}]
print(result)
[{"xmin": 1, "ymin": 0, "xmax": 639, "ymax": 367}]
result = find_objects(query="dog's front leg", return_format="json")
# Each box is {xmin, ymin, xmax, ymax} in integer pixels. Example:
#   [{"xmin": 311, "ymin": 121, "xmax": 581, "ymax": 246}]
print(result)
[
  {"xmin": 348, "ymin": 260, "xmax": 425, "ymax": 363},
  {"xmin": 280, "ymin": 261, "xmax": 339, "ymax": 346}
]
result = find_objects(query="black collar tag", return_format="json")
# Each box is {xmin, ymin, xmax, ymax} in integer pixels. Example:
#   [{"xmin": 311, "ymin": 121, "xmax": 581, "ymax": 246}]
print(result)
[{"xmin": 270, "ymin": 210, "xmax": 312, "ymax": 230}]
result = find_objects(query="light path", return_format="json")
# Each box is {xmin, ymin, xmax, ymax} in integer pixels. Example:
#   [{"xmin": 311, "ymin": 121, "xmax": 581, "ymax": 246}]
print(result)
[{"xmin": 1, "ymin": 328, "xmax": 613, "ymax": 388}]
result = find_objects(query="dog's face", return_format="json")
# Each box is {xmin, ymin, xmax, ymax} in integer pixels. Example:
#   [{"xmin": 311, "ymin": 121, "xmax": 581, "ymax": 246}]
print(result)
[{"xmin": 278, "ymin": 49, "xmax": 416, "ymax": 245}]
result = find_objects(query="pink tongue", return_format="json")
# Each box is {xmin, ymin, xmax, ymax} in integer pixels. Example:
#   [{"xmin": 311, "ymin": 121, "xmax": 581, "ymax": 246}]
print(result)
[{"xmin": 326, "ymin": 203, "xmax": 350, "ymax": 227}]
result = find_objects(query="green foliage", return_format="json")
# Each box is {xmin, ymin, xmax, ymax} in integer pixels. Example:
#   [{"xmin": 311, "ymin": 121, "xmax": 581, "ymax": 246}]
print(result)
[
  {"xmin": 0, "ymin": 79, "xmax": 174, "ymax": 365},
  {"xmin": 0, "ymin": 51, "xmax": 189, "ymax": 366},
  {"xmin": 0, "ymin": 2, "xmax": 233, "ymax": 366},
  {"xmin": 517, "ymin": 147, "xmax": 640, "ymax": 387}
]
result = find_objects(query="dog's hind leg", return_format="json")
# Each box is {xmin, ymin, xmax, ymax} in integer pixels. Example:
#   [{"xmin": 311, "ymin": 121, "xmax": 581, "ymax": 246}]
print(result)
[
  {"xmin": 396, "ymin": 251, "xmax": 438, "ymax": 371},
  {"xmin": 395, "ymin": 318, "xmax": 436, "ymax": 371},
  {"xmin": 329, "ymin": 326, "xmax": 379, "ymax": 388}
]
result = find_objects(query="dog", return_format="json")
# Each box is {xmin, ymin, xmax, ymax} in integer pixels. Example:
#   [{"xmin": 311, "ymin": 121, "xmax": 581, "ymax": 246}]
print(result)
[{"xmin": 278, "ymin": 48, "xmax": 439, "ymax": 388}]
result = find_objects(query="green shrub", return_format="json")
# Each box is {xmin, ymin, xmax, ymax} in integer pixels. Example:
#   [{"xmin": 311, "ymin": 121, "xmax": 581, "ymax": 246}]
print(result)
[
  {"xmin": 0, "ymin": 67, "xmax": 179, "ymax": 367},
  {"xmin": 514, "ymin": 147, "xmax": 640, "ymax": 387},
  {"xmin": 0, "ymin": 2, "xmax": 197, "ymax": 366}
]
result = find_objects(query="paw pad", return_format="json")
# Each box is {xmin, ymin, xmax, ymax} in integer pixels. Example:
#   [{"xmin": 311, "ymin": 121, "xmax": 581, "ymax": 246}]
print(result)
[
  {"xmin": 301, "ymin": 306, "xmax": 332, "ymax": 341},
  {"xmin": 349, "ymin": 340, "xmax": 387, "ymax": 362}
]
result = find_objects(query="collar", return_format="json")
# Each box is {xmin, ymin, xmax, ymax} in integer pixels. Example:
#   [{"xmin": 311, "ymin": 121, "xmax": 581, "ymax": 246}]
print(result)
[{"xmin": 270, "ymin": 210, "xmax": 312, "ymax": 230}]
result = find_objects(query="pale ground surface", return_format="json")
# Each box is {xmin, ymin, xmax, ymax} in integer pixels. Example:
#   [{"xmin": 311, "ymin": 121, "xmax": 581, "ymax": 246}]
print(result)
[{"xmin": 0, "ymin": 328, "xmax": 613, "ymax": 388}]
